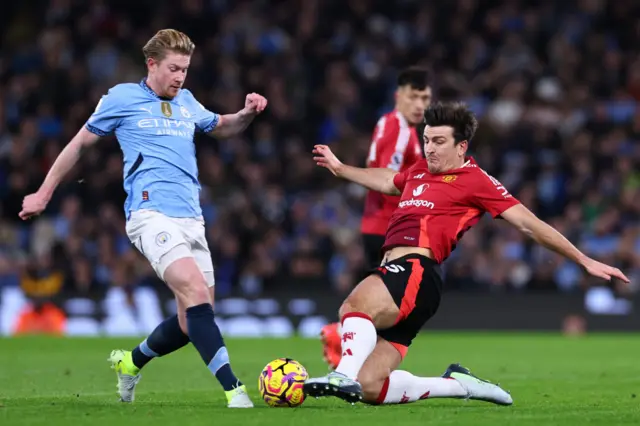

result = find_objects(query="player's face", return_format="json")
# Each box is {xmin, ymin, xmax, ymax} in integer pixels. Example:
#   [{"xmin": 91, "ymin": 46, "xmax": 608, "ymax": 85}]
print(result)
[
  {"xmin": 396, "ymin": 85, "xmax": 432, "ymax": 125},
  {"xmin": 423, "ymin": 125, "xmax": 467, "ymax": 173},
  {"xmin": 147, "ymin": 52, "xmax": 191, "ymax": 98}
]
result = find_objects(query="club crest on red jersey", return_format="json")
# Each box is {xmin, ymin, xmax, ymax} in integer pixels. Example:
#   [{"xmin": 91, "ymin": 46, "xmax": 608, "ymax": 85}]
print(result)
[{"xmin": 442, "ymin": 175, "xmax": 457, "ymax": 183}]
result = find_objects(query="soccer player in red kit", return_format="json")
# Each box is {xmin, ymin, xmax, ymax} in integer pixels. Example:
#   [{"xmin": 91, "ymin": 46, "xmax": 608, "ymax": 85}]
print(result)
[
  {"xmin": 321, "ymin": 67, "xmax": 432, "ymax": 369},
  {"xmin": 361, "ymin": 67, "xmax": 432, "ymax": 268},
  {"xmin": 305, "ymin": 102, "xmax": 629, "ymax": 406}
]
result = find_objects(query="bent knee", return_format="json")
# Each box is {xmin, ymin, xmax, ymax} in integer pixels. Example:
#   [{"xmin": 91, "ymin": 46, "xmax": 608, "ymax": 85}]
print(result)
[
  {"xmin": 180, "ymin": 280, "xmax": 210, "ymax": 306},
  {"xmin": 358, "ymin": 374, "xmax": 386, "ymax": 403},
  {"xmin": 338, "ymin": 276, "xmax": 399, "ymax": 326},
  {"xmin": 338, "ymin": 301, "xmax": 356, "ymax": 320},
  {"xmin": 180, "ymin": 285, "xmax": 210, "ymax": 308},
  {"xmin": 164, "ymin": 258, "xmax": 210, "ymax": 306}
]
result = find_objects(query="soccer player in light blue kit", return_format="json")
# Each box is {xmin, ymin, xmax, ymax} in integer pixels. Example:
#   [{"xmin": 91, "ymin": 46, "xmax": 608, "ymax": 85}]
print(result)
[{"xmin": 19, "ymin": 29, "xmax": 267, "ymax": 408}]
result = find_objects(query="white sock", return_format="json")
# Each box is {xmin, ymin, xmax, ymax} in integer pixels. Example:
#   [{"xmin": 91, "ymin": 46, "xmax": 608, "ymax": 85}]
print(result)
[
  {"xmin": 334, "ymin": 313, "xmax": 377, "ymax": 380},
  {"xmin": 377, "ymin": 370, "xmax": 467, "ymax": 404}
]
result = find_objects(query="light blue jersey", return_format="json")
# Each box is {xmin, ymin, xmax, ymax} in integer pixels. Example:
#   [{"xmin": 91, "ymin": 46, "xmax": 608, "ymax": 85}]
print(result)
[{"xmin": 85, "ymin": 79, "xmax": 219, "ymax": 218}]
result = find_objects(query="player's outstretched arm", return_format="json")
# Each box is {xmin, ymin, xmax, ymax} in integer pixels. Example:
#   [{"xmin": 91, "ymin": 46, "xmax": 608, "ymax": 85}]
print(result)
[
  {"xmin": 313, "ymin": 144, "xmax": 400, "ymax": 195},
  {"xmin": 208, "ymin": 93, "xmax": 267, "ymax": 139},
  {"xmin": 500, "ymin": 204, "xmax": 630, "ymax": 284},
  {"xmin": 19, "ymin": 127, "xmax": 100, "ymax": 220}
]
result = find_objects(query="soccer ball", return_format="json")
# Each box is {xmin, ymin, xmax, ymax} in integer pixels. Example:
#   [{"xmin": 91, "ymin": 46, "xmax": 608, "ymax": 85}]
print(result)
[{"xmin": 258, "ymin": 358, "xmax": 308, "ymax": 407}]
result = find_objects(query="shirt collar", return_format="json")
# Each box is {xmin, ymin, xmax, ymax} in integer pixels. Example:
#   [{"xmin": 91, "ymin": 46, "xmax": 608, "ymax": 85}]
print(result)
[{"xmin": 140, "ymin": 78, "xmax": 173, "ymax": 101}]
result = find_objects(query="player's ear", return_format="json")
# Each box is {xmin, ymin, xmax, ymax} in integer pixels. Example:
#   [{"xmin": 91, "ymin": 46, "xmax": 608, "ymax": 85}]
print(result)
[
  {"xmin": 146, "ymin": 57, "xmax": 157, "ymax": 72},
  {"xmin": 457, "ymin": 140, "xmax": 468, "ymax": 156}
]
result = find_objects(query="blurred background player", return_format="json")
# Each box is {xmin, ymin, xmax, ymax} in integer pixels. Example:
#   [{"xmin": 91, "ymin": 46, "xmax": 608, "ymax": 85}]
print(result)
[
  {"xmin": 321, "ymin": 67, "xmax": 433, "ymax": 369},
  {"xmin": 305, "ymin": 102, "xmax": 629, "ymax": 406},
  {"xmin": 18, "ymin": 29, "xmax": 267, "ymax": 408}
]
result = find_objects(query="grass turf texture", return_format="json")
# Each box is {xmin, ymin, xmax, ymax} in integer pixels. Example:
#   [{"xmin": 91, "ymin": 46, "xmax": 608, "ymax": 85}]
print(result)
[{"xmin": 0, "ymin": 334, "xmax": 639, "ymax": 425}]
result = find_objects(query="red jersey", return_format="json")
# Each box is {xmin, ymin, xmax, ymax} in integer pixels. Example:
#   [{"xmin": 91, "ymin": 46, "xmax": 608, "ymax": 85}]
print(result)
[
  {"xmin": 361, "ymin": 111, "xmax": 423, "ymax": 236},
  {"xmin": 382, "ymin": 157, "xmax": 520, "ymax": 263}
]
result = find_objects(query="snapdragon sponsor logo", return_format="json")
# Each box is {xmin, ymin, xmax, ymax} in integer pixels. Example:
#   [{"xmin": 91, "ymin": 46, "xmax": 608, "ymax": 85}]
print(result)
[{"xmin": 398, "ymin": 198, "xmax": 435, "ymax": 209}]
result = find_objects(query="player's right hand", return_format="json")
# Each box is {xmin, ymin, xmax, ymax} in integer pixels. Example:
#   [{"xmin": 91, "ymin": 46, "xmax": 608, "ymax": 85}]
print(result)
[
  {"xmin": 313, "ymin": 144, "xmax": 343, "ymax": 176},
  {"xmin": 19, "ymin": 192, "xmax": 49, "ymax": 220},
  {"xmin": 581, "ymin": 257, "xmax": 630, "ymax": 285}
]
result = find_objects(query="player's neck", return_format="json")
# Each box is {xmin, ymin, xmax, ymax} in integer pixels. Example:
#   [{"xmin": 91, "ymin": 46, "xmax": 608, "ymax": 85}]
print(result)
[
  {"xmin": 430, "ymin": 158, "xmax": 469, "ymax": 174},
  {"xmin": 395, "ymin": 109, "xmax": 413, "ymax": 127},
  {"xmin": 144, "ymin": 76, "xmax": 172, "ymax": 100}
]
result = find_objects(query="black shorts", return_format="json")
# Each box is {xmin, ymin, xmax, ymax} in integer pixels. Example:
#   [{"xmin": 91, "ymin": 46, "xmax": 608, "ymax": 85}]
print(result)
[
  {"xmin": 362, "ymin": 233, "xmax": 385, "ymax": 268},
  {"xmin": 370, "ymin": 254, "xmax": 443, "ymax": 350}
]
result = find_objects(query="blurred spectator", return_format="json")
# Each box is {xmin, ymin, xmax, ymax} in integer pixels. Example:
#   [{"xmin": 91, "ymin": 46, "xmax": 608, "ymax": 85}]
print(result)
[
  {"xmin": 0, "ymin": 0, "xmax": 637, "ymax": 300},
  {"xmin": 13, "ymin": 300, "xmax": 66, "ymax": 335}
]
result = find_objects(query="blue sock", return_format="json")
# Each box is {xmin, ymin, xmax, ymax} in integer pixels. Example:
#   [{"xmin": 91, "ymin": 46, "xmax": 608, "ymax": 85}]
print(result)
[
  {"xmin": 131, "ymin": 315, "xmax": 190, "ymax": 369},
  {"xmin": 186, "ymin": 303, "xmax": 242, "ymax": 391}
]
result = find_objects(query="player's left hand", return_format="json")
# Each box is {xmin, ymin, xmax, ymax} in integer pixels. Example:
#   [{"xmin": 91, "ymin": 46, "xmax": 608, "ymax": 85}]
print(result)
[
  {"xmin": 581, "ymin": 257, "xmax": 630, "ymax": 284},
  {"xmin": 244, "ymin": 93, "xmax": 268, "ymax": 115},
  {"xmin": 19, "ymin": 191, "xmax": 50, "ymax": 220}
]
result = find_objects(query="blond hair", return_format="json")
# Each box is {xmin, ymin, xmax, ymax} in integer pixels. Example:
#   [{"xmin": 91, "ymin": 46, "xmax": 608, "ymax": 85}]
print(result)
[{"xmin": 142, "ymin": 29, "xmax": 195, "ymax": 61}]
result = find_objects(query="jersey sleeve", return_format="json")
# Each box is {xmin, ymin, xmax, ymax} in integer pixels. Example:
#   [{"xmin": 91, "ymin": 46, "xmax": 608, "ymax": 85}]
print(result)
[
  {"xmin": 194, "ymin": 100, "xmax": 220, "ymax": 133},
  {"xmin": 85, "ymin": 89, "xmax": 125, "ymax": 136},
  {"xmin": 367, "ymin": 115, "xmax": 403, "ymax": 170},
  {"xmin": 392, "ymin": 169, "xmax": 409, "ymax": 192},
  {"xmin": 471, "ymin": 170, "xmax": 520, "ymax": 218}
]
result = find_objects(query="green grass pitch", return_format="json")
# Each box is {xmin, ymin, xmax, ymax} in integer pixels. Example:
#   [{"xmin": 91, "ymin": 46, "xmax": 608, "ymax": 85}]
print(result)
[{"xmin": 0, "ymin": 333, "xmax": 639, "ymax": 425}]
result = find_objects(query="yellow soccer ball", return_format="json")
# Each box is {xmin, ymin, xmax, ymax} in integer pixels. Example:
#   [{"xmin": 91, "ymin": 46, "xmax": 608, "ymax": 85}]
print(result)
[{"xmin": 258, "ymin": 358, "xmax": 308, "ymax": 407}]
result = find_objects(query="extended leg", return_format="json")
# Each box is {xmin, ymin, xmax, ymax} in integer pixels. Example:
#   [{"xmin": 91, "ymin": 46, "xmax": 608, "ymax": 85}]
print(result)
[
  {"xmin": 164, "ymin": 257, "xmax": 252, "ymax": 407},
  {"xmin": 356, "ymin": 339, "xmax": 512, "ymax": 406},
  {"xmin": 108, "ymin": 312, "xmax": 189, "ymax": 402}
]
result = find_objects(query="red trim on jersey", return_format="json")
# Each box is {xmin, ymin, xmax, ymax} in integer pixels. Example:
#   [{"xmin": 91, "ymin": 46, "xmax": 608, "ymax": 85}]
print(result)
[
  {"xmin": 394, "ymin": 258, "xmax": 424, "ymax": 325},
  {"xmin": 455, "ymin": 208, "xmax": 481, "ymax": 237},
  {"xmin": 418, "ymin": 215, "xmax": 431, "ymax": 247}
]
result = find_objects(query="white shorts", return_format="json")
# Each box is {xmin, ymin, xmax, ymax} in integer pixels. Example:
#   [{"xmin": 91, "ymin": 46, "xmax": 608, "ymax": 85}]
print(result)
[{"xmin": 126, "ymin": 209, "xmax": 215, "ymax": 287}]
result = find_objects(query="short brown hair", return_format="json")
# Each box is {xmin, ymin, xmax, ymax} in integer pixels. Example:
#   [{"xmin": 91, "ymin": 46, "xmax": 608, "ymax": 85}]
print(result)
[
  {"xmin": 423, "ymin": 102, "xmax": 479, "ymax": 144},
  {"xmin": 142, "ymin": 29, "xmax": 195, "ymax": 62}
]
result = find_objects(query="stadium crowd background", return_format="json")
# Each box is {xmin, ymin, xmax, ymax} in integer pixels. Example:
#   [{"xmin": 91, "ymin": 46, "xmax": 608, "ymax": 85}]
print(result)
[{"xmin": 0, "ymin": 0, "xmax": 638, "ymax": 315}]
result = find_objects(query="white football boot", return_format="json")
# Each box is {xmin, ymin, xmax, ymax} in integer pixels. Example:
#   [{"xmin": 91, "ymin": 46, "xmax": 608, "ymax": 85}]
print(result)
[
  {"xmin": 303, "ymin": 371, "xmax": 363, "ymax": 404},
  {"xmin": 442, "ymin": 363, "xmax": 513, "ymax": 406},
  {"xmin": 225, "ymin": 384, "xmax": 254, "ymax": 408},
  {"xmin": 108, "ymin": 350, "xmax": 142, "ymax": 402}
]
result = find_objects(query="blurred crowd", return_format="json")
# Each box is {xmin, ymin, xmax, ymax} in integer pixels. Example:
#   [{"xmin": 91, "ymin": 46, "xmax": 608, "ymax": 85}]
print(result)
[{"xmin": 0, "ymin": 0, "xmax": 638, "ymax": 303}]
